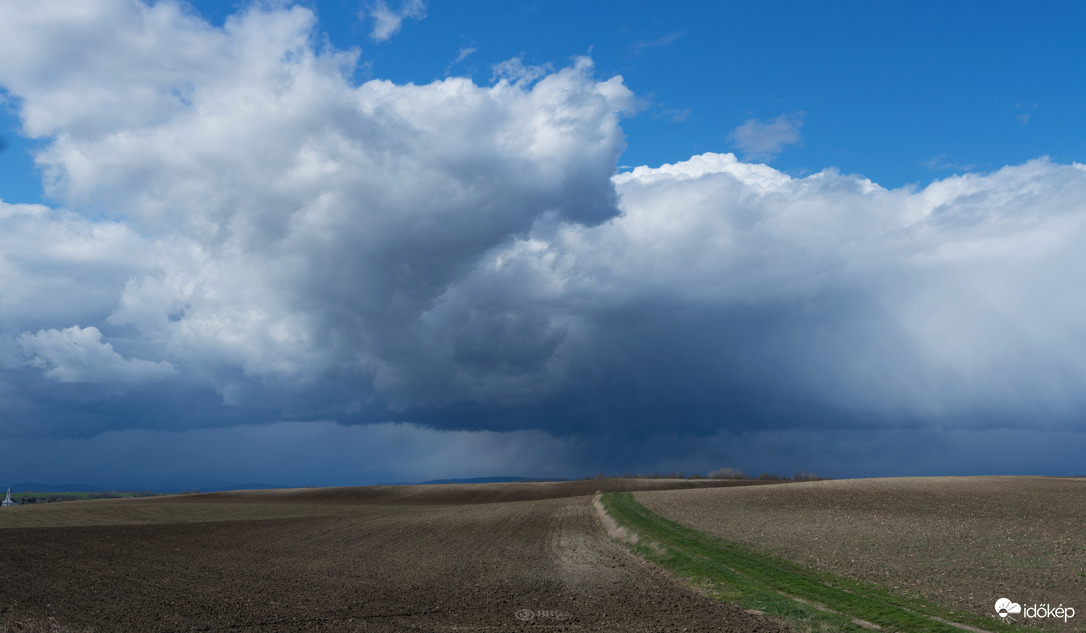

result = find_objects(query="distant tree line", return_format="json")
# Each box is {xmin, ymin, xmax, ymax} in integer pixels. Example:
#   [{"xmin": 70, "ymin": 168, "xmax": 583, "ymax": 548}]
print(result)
[{"xmin": 15, "ymin": 490, "xmax": 163, "ymax": 504}]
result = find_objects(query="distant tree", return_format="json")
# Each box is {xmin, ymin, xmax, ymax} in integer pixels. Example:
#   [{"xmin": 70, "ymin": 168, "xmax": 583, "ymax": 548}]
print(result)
[{"xmin": 708, "ymin": 467, "xmax": 746, "ymax": 480}]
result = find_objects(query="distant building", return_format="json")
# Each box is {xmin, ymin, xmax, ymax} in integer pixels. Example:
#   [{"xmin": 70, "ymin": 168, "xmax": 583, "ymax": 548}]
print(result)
[{"xmin": 1, "ymin": 486, "xmax": 15, "ymax": 507}]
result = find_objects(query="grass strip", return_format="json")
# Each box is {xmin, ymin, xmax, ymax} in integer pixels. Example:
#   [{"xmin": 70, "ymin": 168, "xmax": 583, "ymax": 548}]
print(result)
[{"xmin": 601, "ymin": 492, "xmax": 1014, "ymax": 633}]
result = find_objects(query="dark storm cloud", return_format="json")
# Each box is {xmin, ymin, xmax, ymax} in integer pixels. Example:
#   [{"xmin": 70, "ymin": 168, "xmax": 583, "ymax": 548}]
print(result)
[{"xmin": 388, "ymin": 154, "xmax": 1086, "ymax": 442}]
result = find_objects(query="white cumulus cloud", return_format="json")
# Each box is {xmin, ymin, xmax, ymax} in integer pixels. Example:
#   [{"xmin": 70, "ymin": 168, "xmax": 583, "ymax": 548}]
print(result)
[
  {"xmin": 19, "ymin": 325, "xmax": 175, "ymax": 383},
  {"xmin": 0, "ymin": 1, "xmax": 633, "ymax": 420}
]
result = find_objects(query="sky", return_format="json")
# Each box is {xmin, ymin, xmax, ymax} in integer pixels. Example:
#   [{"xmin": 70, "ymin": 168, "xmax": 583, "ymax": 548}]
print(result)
[{"xmin": 2, "ymin": 1, "xmax": 1086, "ymax": 489}]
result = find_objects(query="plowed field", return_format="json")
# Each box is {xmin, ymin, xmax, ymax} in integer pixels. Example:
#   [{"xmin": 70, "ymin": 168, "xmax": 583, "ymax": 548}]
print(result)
[
  {"xmin": 636, "ymin": 476, "xmax": 1086, "ymax": 632},
  {"xmin": 0, "ymin": 479, "xmax": 782, "ymax": 632}
]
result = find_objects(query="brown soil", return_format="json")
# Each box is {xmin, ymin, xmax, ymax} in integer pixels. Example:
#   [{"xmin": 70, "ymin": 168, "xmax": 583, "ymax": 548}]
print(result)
[
  {"xmin": 0, "ymin": 479, "xmax": 773, "ymax": 530},
  {"xmin": 636, "ymin": 476, "xmax": 1086, "ymax": 632},
  {"xmin": 0, "ymin": 479, "xmax": 784, "ymax": 632}
]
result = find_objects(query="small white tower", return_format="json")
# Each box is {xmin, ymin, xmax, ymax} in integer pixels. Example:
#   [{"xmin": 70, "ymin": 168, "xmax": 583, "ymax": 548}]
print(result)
[{"xmin": 1, "ymin": 486, "xmax": 15, "ymax": 507}]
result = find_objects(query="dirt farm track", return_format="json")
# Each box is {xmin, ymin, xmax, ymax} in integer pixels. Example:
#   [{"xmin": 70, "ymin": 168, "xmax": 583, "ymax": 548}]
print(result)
[{"xmin": 0, "ymin": 479, "xmax": 783, "ymax": 633}]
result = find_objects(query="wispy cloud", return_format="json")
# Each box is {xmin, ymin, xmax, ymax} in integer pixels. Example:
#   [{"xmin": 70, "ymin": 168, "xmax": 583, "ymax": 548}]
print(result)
[
  {"xmin": 727, "ymin": 113, "xmax": 804, "ymax": 161},
  {"xmin": 444, "ymin": 45, "xmax": 477, "ymax": 77},
  {"xmin": 363, "ymin": 0, "xmax": 426, "ymax": 42},
  {"xmin": 491, "ymin": 55, "xmax": 552, "ymax": 85},
  {"xmin": 453, "ymin": 46, "xmax": 476, "ymax": 65},
  {"xmin": 654, "ymin": 107, "xmax": 691, "ymax": 122},
  {"xmin": 1015, "ymin": 102, "xmax": 1038, "ymax": 126},
  {"xmin": 631, "ymin": 31, "xmax": 683, "ymax": 55},
  {"xmin": 922, "ymin": 153, "xmax": 976, "ymax": 173}
]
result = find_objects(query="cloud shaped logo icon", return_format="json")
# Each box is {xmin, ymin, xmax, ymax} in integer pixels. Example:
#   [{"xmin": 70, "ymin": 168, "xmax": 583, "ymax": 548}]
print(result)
[{"xmin": 995, "ymin": 598, "xmax": 1022, "ymax": 619}]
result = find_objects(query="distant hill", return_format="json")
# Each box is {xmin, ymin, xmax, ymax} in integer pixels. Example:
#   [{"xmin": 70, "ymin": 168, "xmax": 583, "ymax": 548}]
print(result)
[
  {"xmin": 11, "ymin": 483, "xmax": 104, "ymax": 493},
  {"xmin": 5, "ymin": 478, "xmax": 561, "ymax": 494},
  {"xmin": 417, "ymin": 476, "xmax": 562, "ymax": 485},
  {"xmin": 218, "ymin": 483, "xmax": 285, "ymax": 491}
]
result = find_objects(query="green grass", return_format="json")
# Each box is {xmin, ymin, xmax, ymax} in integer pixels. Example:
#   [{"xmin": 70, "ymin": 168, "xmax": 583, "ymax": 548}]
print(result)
[{"xmin": 601, "ymin": 492, "xmax": 1016, "ymax": 633}]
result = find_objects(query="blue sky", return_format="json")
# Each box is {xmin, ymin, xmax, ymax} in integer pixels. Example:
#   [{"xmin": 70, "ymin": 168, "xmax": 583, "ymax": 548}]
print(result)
[
  {"xmin": 1, "ymin": 1, "xmax": 1086, "ymax": 489},
  {"xmin": 7, "ymin": 1, "xmax": 1086, "ymax": 202}
]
